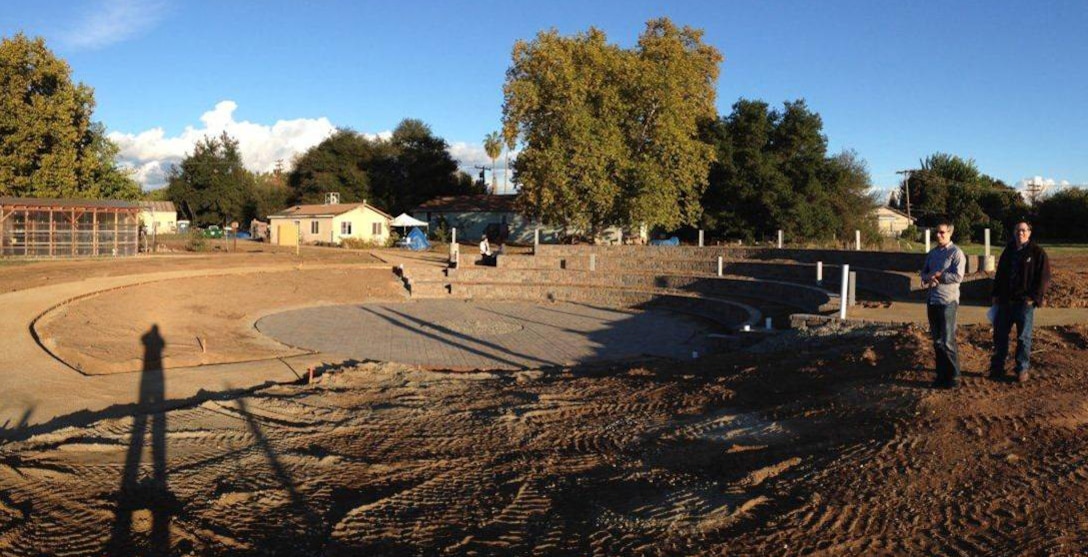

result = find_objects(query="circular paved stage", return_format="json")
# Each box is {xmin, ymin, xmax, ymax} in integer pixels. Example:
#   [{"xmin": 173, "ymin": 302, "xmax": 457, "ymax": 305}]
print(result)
[{"xmin": 256, "ymin": 300, "xmax": 713, "ymax": 370}]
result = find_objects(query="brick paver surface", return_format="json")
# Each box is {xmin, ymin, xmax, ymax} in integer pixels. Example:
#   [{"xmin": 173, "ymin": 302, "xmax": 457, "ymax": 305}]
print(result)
[{"xmin": 256, "ymin": 300, "xmax": 712, "ymax": 370}]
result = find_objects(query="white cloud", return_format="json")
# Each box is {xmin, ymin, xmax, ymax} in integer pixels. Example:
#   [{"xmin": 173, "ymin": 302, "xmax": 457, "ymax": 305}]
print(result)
[
  {"xmin": 109, "ymin": 100, "xmax": 337, "ymax": 189},
  {"xmin": 449, "ymin": 141, "xmax": 519, "ymax": 194},
  {"xmin": 1016, "ymin": 176, "xmax": 1070, "ymax": 189},
  {"xmin": 61, "ymin": 0, "xmax": 170, "ymax": 50},
  {"xmin": 1016, "ymin": 175, "xmax": 1072, "ymax": 199}
]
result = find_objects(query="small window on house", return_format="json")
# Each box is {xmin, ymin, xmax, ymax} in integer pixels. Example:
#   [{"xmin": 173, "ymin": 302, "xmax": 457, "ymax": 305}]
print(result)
[
  {"xmin": 372, "ymin": 222, "xmax": 382, "ymax": 235},
  {"xmin": 311, "ymin": 221, "xmax": 319, "ymax": 234},
  {"xmin": 341, "ymin": 221, "xmax": 352, "ymax": 235}
]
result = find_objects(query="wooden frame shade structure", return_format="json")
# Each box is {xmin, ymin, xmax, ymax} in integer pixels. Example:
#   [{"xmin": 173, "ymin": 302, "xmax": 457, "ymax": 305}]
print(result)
[{"xmin": 0, "ymin": 197, "xmax": 141, "ymax": 258}]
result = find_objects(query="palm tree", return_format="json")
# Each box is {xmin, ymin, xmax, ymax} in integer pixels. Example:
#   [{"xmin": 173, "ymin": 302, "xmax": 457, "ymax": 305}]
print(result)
[{"xmin": 483, "ymin": 132, "xmax": 502, "ymax": 195}]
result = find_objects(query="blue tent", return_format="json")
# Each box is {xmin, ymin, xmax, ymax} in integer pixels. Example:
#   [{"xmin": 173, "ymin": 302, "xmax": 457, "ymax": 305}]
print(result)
[
  {"xmin": 649, "ymin": 236, "xmax": 680, "ymax": 246},
  {"xmin": 405, "ymin": 227, "xmax": 430, "ymax": 251}
]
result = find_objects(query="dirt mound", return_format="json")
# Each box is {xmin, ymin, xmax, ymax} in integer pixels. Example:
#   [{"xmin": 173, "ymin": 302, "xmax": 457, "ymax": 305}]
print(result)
[
  {"xmin": 1045, "ymin": 260, "xmax": 1088, "ymax": 308},
  {"xmin": 2, "ymin": 324, "xmax": 1088, "ymax": 555}
]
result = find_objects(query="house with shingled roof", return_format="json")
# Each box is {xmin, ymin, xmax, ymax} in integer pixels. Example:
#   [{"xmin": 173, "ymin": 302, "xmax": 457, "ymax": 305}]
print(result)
[{"xmin": 267, "ymin": 197, "xmax": 392, "ymax": 247}]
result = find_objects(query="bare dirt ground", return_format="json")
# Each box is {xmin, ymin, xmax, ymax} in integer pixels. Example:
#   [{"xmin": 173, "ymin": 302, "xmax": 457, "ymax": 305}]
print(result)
[
  {"xmin": 1044, "ymin": 255, "xmax": 1088, "ymax": 308},
  {"xmin": 3, "ymin": 248, "xmax": 1088, "ymax": 555},
  {"xmin": 0, "ymin": 242, "xmax": 383, "ymax": 295},
  {"xmin": 36, "ymin": 268, "xmax": 404, "ymax": 374},
  {"xmin": 2, "ymin": 322, "xmax": 1088, "ymax": 555}
]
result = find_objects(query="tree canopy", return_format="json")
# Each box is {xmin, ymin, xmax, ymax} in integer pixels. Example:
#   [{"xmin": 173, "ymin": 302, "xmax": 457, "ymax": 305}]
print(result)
[
  {"xmin": 287, "ymin": 119, "xmax": 481, "ymax": 215},
  {"xmin": 483, "ymin": 131, "xmax": 502, "ymax": 194},
  {"xmin": 700, "ymin": 99, "xmax": 879, "ymax": 242},
  {"xmin": 502, "ymin": 18, "xmax": 722, "ymax": 234},
  {"xmin": 894, "ymin": 153, "xmax": 1027, "ymax": 243},
  {"xmin": 165, "ymin": 132, "xmax": 254, "ymax": 227},
  {"xmin": 1034, "ymin": 187, "xmax": 1088, "ymax": 241},
  {"xmin": 0, "ymin": 33, "xmax": 139, "ymax": 200}
]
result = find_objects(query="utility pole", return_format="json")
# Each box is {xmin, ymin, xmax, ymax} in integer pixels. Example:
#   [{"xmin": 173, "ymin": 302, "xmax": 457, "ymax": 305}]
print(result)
[
  {"xmin": 1025, "ymin": 178, "xmax": 1047, "ymax": 206},
  {"xmin": 895, "ymin": 169, "xmax": 915, "ymax": 220},
  {"xmin": 474, "ymin": 165, "xmax": 492, "ymax": 194}
]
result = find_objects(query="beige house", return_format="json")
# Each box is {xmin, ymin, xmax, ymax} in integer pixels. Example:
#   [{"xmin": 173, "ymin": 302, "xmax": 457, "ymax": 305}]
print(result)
[
  {"xmin": 140, "ymin": 201, "xmax": 177, "ymax": 235},
  {"xmin": 875, "ymin": 206, "xmax": 915, "ymax": 237},
  {"xmin": 268, "ymin": 201, "xmax": 392, "ymax": 246}
]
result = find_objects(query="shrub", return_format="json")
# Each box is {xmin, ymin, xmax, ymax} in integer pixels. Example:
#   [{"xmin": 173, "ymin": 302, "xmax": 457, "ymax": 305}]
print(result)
[
  {"xmin": 185, "ymin": 229, "xmax": 207, "ymax": 251},
  {"xmin": 341, "ymin": 237, "xmax": 395, "ymax": 249}
]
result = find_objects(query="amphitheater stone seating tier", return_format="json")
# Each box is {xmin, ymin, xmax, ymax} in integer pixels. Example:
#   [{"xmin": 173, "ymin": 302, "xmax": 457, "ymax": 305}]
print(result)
[{"xmin": 497, "ymin": 256, "xmax": 914, "ymax": 299}]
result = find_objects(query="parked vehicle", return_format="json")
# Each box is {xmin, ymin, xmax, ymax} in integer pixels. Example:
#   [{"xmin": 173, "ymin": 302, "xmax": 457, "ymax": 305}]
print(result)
[{"xmin": 203, "ymin": 225, "xmax": 224, "ymax": 239}]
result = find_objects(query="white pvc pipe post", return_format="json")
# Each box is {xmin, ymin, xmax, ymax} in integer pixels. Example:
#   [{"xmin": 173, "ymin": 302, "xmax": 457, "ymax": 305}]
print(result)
[
  {"xmin": 698, "ymin": 229, "xmax": 704, "ymax": 247},
  {"xmin": 924, "ymin": 229, "xmax": 930, "ymax": 252},
  {"xmin": 816, "ymin": 261, "xmax": 823, "ymax": 285},
  {"xmin": 984, "ymin": 228, "xmax": 991, "ymax": 258},
  {"xmin": 855, "ymin": 230, "xmax": 861, "ymax": 251},
  {"xmin": 534, "ymin": 228, "xmax": 539, "ymax": 254},
  {"xmin": 777, "ymin": 229, "xmax": 783, "ymax": 249},
  {"xmin": 717, "ymin": 256, "xmax": 723, "ymax": 277},
  {"xmin": 765, "ymin": 317, "xmax": 773, "ymax": 330},
  {"xmin": 589, "ymin": 253, "xmax": 596, "ymax": 271},
  {"xmin": 839, "ymin": 264, "xmax": 850, "ymax": 319}
]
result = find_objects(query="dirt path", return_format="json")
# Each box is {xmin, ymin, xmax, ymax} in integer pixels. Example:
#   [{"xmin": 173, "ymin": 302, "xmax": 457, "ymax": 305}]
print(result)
[
  {"xmin": 37, "ymin": 267, "xmax": 404, "ymax": 374},
  {"xmin": 0, "ymin": 261, "xmax": 399, "ymax": 431}
]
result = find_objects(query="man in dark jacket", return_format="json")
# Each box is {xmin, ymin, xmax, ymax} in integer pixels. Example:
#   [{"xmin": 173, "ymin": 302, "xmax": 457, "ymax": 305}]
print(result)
[{"xmin": 990, "ymin": 221, "xmax": 1050, "ymax": 382}]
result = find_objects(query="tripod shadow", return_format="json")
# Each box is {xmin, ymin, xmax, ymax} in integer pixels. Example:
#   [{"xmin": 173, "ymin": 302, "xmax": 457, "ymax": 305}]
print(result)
[{"xmin": 108, "ymin": 324, "xmax": 176, "ymax": 555}]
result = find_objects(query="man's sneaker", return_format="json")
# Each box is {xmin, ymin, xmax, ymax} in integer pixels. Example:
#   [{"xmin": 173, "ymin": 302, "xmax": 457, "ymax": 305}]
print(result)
[{"xmin": 1016, "ymin": 370, "xmax": 1030, "ymax": 383}]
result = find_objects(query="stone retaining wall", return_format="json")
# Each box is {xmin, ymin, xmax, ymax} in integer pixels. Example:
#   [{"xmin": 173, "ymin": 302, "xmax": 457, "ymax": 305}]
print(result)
[
  {"xmin": 535, "ymin": 244, "xmax": 928, "ymax": 273},
  {"xmin": 491, "ymin": 256, "xmax": 914, "ymax": 299},
  {"xmin": 445, "ymin": 268, "xmax": 834, "ymax": 314}
]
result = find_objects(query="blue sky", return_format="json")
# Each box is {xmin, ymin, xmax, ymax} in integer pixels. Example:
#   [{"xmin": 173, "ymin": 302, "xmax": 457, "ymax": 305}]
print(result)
[{"xmin": 2, "ymin": 0, "xmax": 1086, "ymax": 194}]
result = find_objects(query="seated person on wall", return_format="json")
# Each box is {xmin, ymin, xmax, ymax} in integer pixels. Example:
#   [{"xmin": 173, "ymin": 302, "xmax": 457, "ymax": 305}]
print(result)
[{"xmin": 479, "ymin": 236, "xmax": 496, "ymax": 266}]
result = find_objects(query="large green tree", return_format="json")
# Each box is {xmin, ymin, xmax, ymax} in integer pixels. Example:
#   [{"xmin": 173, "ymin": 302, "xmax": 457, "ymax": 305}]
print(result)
[
  {"xmin": 502, "ymin": 18, "xmax": 722, "ymax": 235},
  {"xmin": 701, "ymin": 99, "xmax": 878, "ymax": 242},
  {"xmin": 288, "ymin": 119, "xmax": 480, "ymax": 215},
  {"xmin": 895, "ymin": 153, "xmax": 1027, "ymax": 243},
  {"xmin": 1034, "ymin": 187, "xmax": 1088, "ymax": 241},
  {"xmin": 0, "ymin": 33, "xmax": 139, "ymax": 199},
  {"xmin": 165, "ymin": 132, "xmax": 255, "ymax": 227},
  {"xmin": 287, "ymin": 128, "xmax": 378, "ymax": 205}
]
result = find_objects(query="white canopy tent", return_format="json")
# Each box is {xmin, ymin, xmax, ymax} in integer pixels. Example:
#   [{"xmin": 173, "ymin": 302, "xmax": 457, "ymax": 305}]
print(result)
[{"xmin": 390, "ymin": 213, "xmax": 428, "ymax": 227}]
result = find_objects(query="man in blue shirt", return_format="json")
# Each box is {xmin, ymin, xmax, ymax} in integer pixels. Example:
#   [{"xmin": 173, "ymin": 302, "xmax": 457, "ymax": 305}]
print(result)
[{"xmin": 921, "ymin": 220, "xmax": 967, "ymax": 389}]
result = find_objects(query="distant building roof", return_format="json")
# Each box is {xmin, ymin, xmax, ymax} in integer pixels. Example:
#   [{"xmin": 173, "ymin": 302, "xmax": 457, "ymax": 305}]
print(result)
[
  {"xmin": 141, "ymin": 201, "xmax": 176, "ymax": 213},
  {"xmin": 0, "ymin": 196, "xmax": 141, "ymax": 211},
  {"xmin": 268, "ymin": 202, "xmax": 392, "ymax": 220},
  {"xmin": 414, "ymin": 194, "xmax": 517, "ymax": 213},
  {"xmin": 875, "ymin": 205, "xmax": 915, "ymax": 221}
]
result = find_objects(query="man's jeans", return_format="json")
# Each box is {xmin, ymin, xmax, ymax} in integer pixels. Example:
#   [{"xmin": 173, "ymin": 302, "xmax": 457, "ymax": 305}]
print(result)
[
  {"xmin": 927, "ymin": 303, "xmax": 960, "ymax": 383},
  {"xmin": 991, "ymin": 300, "xmax": 1035, "ymax": 373}
]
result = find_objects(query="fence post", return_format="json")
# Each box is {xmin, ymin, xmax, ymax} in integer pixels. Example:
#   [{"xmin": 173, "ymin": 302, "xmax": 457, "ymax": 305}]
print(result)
[
  {"xmin": 698, "ymin": 229, "xmax": 704, "ymax": 247},
  {"xmin": 839, "ymin": 265, "xmax": 850, "ymax": 319},
  {"xmin": 816, "ymin": 261, "xmax": 823, "ymax": 285},
  {"xmin": 924, "ymin": 229, "xmax": 930, "ymax": 253},
  {"xmin": 534, "ymin": 228, "xmax": 539, "ymax": 254},
  {"xmin": 717, "ymin": 256, "xmax": 723, "ymax": 277},
  {"xmin": 855, "ymin": 230, "xmax": 861, "ymax": 251},
  {"xmin": 848, "ymin": 271, "xmax": 857, "ymax": 306},
  {"xmin": 777, "ymin": 229, "xmax": 783, "ymax": 249}
]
